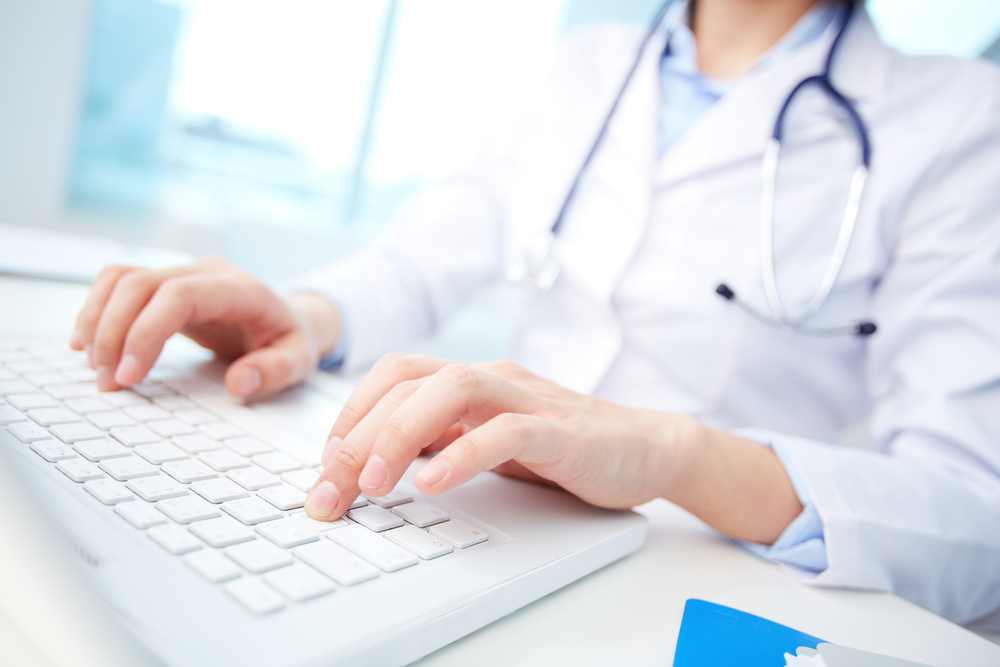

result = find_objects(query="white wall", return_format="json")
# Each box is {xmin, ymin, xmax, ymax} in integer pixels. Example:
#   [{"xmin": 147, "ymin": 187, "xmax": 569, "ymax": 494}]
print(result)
[{"xmin": 0, "ymin": 0, "xmax": 93, "ymax": 231}]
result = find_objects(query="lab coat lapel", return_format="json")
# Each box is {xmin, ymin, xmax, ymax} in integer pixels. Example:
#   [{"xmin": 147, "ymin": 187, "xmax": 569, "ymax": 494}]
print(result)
[
  {"xmin": 551, "ymin": 27, "xmax": 665, "ymax": 304},
  {"xmin": 657, "ymin": 8, "xmax": 890, "ymax": 187}
]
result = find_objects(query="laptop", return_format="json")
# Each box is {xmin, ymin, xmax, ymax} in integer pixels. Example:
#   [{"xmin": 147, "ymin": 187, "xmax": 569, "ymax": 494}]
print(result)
[{"xmin": 0, "ymin": 335, "xmax": 647, "ymax": 667}]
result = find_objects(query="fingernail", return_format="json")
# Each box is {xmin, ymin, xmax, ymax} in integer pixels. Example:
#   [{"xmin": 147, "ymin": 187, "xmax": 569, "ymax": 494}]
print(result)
[
  {"xmin": 305, "ymin": 480, "xmax": 340, "ymax": 518},
  {"xmin": 115, "ymin": 354, "xmax": 138, "ymax": 385},
  {"xmin": 69, "ymin": 328, "xmax": 82, "ymax": 349},
  {"xmin": 85, "ymin": 345, "xmax": 94, "ymax": 369},
  {"xmin": 416, "ymin": 457, "xmax": 449, "ymax": 486},
  {"xmin": 321, "ymin": 436, "xmax": 342, "ymax": 466},
  {"xmin": 234, "ymin": 367, "xmax": 262, "ymax": 397},
  {"xmin": 358, "ymin": 455, "xmax": 387, "ymax": 491},
  {"xmin": 96, "ymin": 366, "xmax": 115, "ymax": 391}
]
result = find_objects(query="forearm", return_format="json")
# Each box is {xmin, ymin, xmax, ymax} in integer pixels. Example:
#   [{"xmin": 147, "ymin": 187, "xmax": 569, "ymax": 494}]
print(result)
[{"xmin": 662, "ymin": 419, "xmax": 803, "ymax": 545}]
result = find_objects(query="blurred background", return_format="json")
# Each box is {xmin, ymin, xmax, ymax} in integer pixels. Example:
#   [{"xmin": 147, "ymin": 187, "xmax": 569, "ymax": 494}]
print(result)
[{"xmin": 1, "ymin": 0, "xmax": 999, "ymax": 285}]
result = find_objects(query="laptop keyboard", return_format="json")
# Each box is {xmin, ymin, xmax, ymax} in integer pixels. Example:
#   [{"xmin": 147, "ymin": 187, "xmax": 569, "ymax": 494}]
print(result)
[{"xmin": 0, "ymin": 339, "xmax": 489, "ymax": 614}]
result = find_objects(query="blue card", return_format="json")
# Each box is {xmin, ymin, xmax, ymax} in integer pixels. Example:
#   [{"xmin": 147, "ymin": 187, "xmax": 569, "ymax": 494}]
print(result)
[{"xmin": 673, "ymin": 599, "xmax": 825, "ymax": 667}]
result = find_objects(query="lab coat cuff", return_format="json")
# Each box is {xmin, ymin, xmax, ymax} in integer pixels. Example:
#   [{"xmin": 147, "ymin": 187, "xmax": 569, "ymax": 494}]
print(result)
[
  {"xmin": 732, "ymin": 428, "xmax": 829, "ymax": 574},
  {"xmin": 280, "ymin": 282, "xmax": 350, "ymax": 372}
]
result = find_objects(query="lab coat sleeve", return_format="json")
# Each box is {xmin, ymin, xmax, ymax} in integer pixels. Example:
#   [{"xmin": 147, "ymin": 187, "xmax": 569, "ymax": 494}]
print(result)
[{"xmin": 740, "ymin": 82, "xmax": 1000, "ymax": 627}]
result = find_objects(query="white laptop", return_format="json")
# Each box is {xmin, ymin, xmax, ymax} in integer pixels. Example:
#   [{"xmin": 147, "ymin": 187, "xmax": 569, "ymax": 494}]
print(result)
[{"xmin": 0, "ymin": 336, "xmax": 647, "ymax": 667}]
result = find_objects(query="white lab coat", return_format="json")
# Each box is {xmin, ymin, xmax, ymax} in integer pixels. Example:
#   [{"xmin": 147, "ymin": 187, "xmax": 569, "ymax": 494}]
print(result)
[{"xmin": 294, "ymin": 10, "xmax": 1000, "ymax": 628}]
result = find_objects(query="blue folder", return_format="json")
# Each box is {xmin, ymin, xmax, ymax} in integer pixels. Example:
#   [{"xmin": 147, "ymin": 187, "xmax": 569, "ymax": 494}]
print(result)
[{"xmin": 673, "ymin": 599, "xmax": 825, "ymax": 667}]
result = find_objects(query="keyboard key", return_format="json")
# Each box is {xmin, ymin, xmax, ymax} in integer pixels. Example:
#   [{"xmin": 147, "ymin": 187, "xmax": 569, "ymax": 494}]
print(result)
[
  {"xmin": 44, "ymin": 383, "xmax": 97, "ymax": 400},
  {"xmin": 102, "ymin": 390, "xmax": 147, "ymax": 408},
  {"xmin": 280, "ymin": 468, "xmax": 319, "ymax": 493},
  {"xmin": 256, "ymin": 518, "xmax": 319, "ymax": 548},
  {"xmin": 328, "ymin": 524, "xmax": 418, "ymax": 573},
  {"xmin": 109, "ymin": 425, "xmax": 161, "ymax": 446},
  {"xmin": 161, "ymin": 459, "xmax": 218, "ymax": 483},
  {"xmin": 62, "ymin": 368, "xmax": 98, "ymax": 383},
  {"xmin": 7, "ymin": 393, "xmax": 59, "ymax": 411},
  {"xmin": 148, "ymin": 524, "xmax": 203, "ymax": 555},
  {"xmin": 148, "ymin": 419, "xmax": 197, "ymax": 438},
  {"xmin": 173, "ymin": 408, "xmax": 218, "ymax": 425},
  {"xmin": 0, "ymin": 405, "xmax": 27, "ymax": 424},
  {"xmin": 157, "ymin": 495, "xmax": 220, "ymax": 524},
  {"xmin": 73, "ymin": 437, "xmax": 132, "ymax": 461},
  {"xmin": 7, "ymin": 421, "xmax": 52, "ymax": 443},
  {"xmin": 0, "ymin": 350, "xmax": 31, "ymax": 361},
  {"xmin": 126, "ymin": 475, "xmax": 189, "ymax": 501},
  {"xmin": 99, "ymin": 455, "xmax": 160, "ymax": 481},
  {"xmin": 134, "ymin": 441, "xmax": 188, "ymax": 464},
  {"xmin": 184, "ymin": 549, "xmax": 242, "ymax": 583},
  {"xmin": 293, "ymin": 541, "xmax": 379, "ymax": 586},
  {"xmin": 64, "ymin": 397, "xmax": 112, "ymax": 414},
  {"xmin": 347, "ymin": 505, "xmax": 404, "ymax": 532},
  {"xmin": 23, "ymin": 372, "xmax": 70, "ymax": 387},
  {"xmin": 86, "ymin": 410, "xmax": 137, "ymax": 430},
  {"xmin": 28, "ymin": 407, "xmax": 79, "ymax": 426},
  {"xmin": 132, "ymin": 382, "xmax": 176, "ymax": 399},
  {"xmin": 226, "ymin": 466, "xmax": 280, "ymax": 491},
  {"xmin": 257, "ymin": 484, "xmax": 307, "ymax": 511},
  {"xmin": 172, "ymin": 433, "xmax": 222, "ymax": 454},
  {"xmin": 199, "ymin": 421, "xmax": 244, "ymax": 440},
  {"xmin": 115, "ymin": 501, "xmax": 168, "ymax": 529},
  {"xmin": 122, "ymin": 403, "xmax": 172, "ymax": 422},
  {"xmin": 363, "ymin": 486, "xmax": 414, "ymax": 509},
  {"xmin": 55, "ymin": 458, "xmax": 104, "ymax": 482},
  {"xmin": 290, "ymin": 512, "xmax": 348, "ymax": 533},
  {"xmin": 0, "ymin": 380, "xmax": 36, "ymax": 395},
  {"xmin": 350, "ymin": 496, "xmax": 369, "ymax": 510},
  {"xmin": 251, "ymin": 452, "xmax": 301, "ymax": 475},
  {"xmin": 39, "ymin": 353, "xmax": 85, "ymax": 369},
  {"xmin": 264, "ymin": 563, "xmax": 335, "ymax": 602},
  {"xmin": 190, "ymin": 478, "xmax": 249, "ymax": 504},
  {"xmin": 225, "ymin": 540, "xmax": 293, "ymax": 573},
  {"xmin": 223, "ymin": 436, "xmax": 272, "ymax": 457},
  {"xmin": 391, "ymin": 500, "xmax": 449, "ymax": 528},
  {"xmin": 224, "ymin": 577, "xmax": 285, "ymax": 614},
  {"xmin": 83, "ymin": 479, "xmax": 135, "ymax": 505},
  {"xmin": 429, "ymin": 519, "xmax": 488, "ymax": 549},
  {"xmin": 153, "ymin": 395, "xmax": 196, "ymax": 411},
  {"xmin": 198, "ymin": 449, "xmax": 250, "ymax": 472},
  {"xmin": 31, "ymin": 439, "xmax": 77, "ymax": 462},
  {"xmin": 385, "ymin": 524, "xmax": 454, "ymax": 560},
  {"xmin": 189, "ymin": 516, "xmax": 256, "ymax": 548},
  {"xmin": 6, "ymin": 361, "xmax": 51, "ymax": 375},
  {"xmin": 221, "ymin": 497, "xmax": 283, "ymax": 525},
  {"xmin": 50, "ymin": 422, "xmax": 106, "ymax": 443}
]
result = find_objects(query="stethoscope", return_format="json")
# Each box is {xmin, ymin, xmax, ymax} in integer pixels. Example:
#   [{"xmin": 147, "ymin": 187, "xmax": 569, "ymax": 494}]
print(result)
[{"xmin": 507, "ymin": 0, "xmax": 877, "ymax": 337}]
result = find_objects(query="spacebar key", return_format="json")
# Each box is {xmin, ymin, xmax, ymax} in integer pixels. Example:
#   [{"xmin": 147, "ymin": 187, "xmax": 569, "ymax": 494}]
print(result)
[{"xmin": 327, "ymin": 525, "xmax": 418, "ymax": 573}]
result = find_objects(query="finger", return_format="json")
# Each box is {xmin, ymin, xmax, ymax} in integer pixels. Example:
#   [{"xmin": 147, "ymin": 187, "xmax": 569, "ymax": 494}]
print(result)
[
  {"xmin": 114, "ymin": 272, "xmax": 268, "ymax": 387},
  {"xmin": 224, "ymin": 328, "xmax": 315, "ymax": 398},
  {"xmin": 93, "ymin": 265, "xmax": 211, "ymax": 389},
  {"xmin": 305, "ymin": 378, "xmax": 427, "ymax": 520},
  {"xmin": 359, "ymin": 364, "xmax": 534, "ymax": 497},
  {"xmin": 414, "ymin": 413, "xmax": 561, "ymax": 494},
  {"xmin": 72, "ymin": 265, "xmax": 134, "ymax": 356},
  {"xmin": 325, "ymin": 353, "xmax": 455, "ymax": 444}
]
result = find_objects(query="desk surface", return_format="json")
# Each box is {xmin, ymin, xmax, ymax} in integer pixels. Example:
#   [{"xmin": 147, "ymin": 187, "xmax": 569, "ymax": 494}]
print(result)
[{"xmin": 2, "ymin": 273, "xmax": 999, "ymax": 667}]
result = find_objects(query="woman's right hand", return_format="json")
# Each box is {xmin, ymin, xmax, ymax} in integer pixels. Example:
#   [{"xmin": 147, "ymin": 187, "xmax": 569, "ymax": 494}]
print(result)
[{"xmin": 69, "ymin": 256, "xmax": 341, "ymax": 398}]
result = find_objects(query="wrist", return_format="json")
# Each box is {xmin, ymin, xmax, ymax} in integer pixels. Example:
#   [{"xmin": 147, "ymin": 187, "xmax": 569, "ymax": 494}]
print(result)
[{"xmin": 286, "ymin": 292, "xmax": 342, "ymax": 361}]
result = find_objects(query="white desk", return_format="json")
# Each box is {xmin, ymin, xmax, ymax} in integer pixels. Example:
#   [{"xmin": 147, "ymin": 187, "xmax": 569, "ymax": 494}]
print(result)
[{"xmin": 2, "ymin": 273, "xmax": 999, "ymax": 666}]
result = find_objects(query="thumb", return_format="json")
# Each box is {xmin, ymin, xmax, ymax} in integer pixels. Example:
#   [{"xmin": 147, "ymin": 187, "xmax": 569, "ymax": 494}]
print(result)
[{"xmin": 224, "ymin": 330, "xmax": 315, "ymax": 398}]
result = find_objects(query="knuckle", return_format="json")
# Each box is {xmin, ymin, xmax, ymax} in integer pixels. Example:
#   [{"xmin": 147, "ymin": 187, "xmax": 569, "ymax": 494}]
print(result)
[
  {"xmin": 486, "ymin": 359, "xmax": 524, "ymax": 378},
  {"xmin": 438, "ymin": 363, "xmax": 479, "ymax": 391},
  {"xmin": 157, "ymin": 276, "xmax": 194, "ymax": 301},
  {"xmin": 376, "ymin": 351, "xmax": 412, "ymax": 376},
  {"xmin": 496, "ymin": 412, "xmax": 534, "ymax": 441},
  {"xmin": 335, "ymin": 403, "xmax": 366, "ymax": 428},
  {"xmin": 332, "ymin": 440, "xmax": 368, "ymax": 474},
  {"xmin": 381, "ymin": 414, "xmax": 413, "ymax": 444},
  {"xmin": 117, "ymin": 269, "xmax": 157, "ymax": 295}
]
